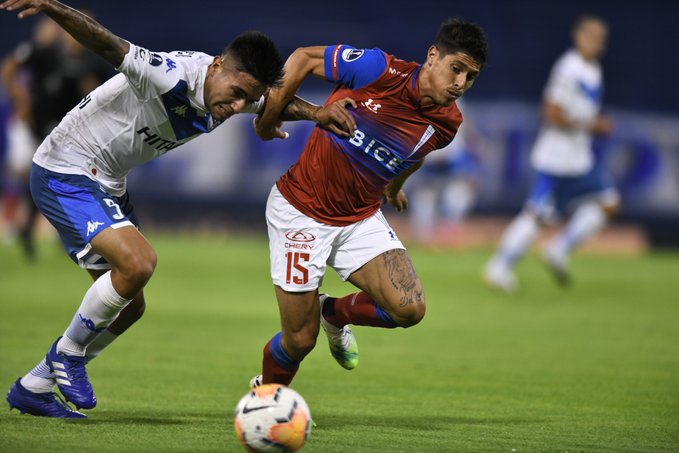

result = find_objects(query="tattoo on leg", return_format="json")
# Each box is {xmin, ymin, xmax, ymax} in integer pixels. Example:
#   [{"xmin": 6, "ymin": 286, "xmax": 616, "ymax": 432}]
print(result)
[{"xmin": 381, "ymin": 250, "xmax": 423, "ymax": 307}]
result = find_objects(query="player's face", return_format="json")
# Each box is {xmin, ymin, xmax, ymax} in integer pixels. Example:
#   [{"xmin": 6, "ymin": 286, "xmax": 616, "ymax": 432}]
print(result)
[
  {"xmin": 574, "ymin": 19, "xmax": 608, "ymax": 61},
  {"xmin": 422, "ymin": 47, "xmax": 481, "ymax": 107},
  {"xmin": 204, "ymin": 56, "xmax": 267, "ymax": 122}
]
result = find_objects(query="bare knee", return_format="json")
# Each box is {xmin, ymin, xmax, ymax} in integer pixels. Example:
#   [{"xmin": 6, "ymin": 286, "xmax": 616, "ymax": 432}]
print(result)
[
  {"xmin": 116, "ymin": 246, "xmax": 157, "ymax": 288},
  {"xmin": 388, "ymin": 292, "xmax": 426, "ymax": 328}
]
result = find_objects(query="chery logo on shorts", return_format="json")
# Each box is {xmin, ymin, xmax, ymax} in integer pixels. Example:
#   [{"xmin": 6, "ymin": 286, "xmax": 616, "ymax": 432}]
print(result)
[{"xmin": 285, "ymin": 230, "xmax": 316, "ymax": 243}]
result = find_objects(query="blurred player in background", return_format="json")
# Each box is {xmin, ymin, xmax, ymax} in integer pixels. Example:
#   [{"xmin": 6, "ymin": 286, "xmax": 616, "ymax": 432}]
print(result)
[
  {"xmin": 250, "ymin": 18, "xmax": 488, "ymax": 387},
  {"xmin": 484, "ymin": 14, "xmax": 619, "ymax": 293},
  {"xmin": 1, "ymin": 14, "xmax": 110, "ymax": 260},
  {"xmin": 407, "ymin": 99, "xmax": 483, "ymax": 245},
  {"xmin": 1, "ymin": 17, "xmax": 59, "ymax": 258},
  {"xmin": 1, "ymin": 0, "xmax": 350, "ymax": 419}
]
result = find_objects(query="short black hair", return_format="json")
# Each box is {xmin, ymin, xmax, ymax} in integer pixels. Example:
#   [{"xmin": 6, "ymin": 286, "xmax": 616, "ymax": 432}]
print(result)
[
  {"xmin": 222, "ymin": 31, "xmax": 284, "ymax": 88},
  {"xmin": 572, "ymin": 13, "xmax": 607, "ymax": 32},
  {"xmin": 435, "ymin": 18, "xmax": 488, "ymax": 68}
]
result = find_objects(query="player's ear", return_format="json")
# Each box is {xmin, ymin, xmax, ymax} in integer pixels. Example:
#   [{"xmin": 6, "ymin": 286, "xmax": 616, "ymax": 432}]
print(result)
[
  {"xmin": 427, "ymin": 45, "xmax": 438, "ymax": 65},
  {"xmin": 212, "ymin": 55, "xmax": 222, "ymax": 68}
]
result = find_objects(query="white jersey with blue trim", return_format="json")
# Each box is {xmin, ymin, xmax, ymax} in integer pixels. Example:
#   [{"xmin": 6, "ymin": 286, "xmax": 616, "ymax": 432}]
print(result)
[
  {"xmin": 530, "ymin": 49, "xmax": 603, "ymax": 176},
  {"xmin": 33, "ymin": 43, "xmax": 261, "ymax": 196}
]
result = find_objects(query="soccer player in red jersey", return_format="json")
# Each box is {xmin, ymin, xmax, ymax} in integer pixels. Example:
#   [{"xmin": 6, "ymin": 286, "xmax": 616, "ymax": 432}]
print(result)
[{"xmin": 251, "ymin": 19, "xmax": 488, "ymax": 386}]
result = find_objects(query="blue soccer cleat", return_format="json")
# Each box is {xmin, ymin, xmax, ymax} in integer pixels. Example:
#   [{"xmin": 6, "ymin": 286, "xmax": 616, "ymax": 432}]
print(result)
[
  {"xmin": 6, "ymin": 378, "xmax": 86, "ymax": 418},
  {"xmin": 45, "ymin": 337, "xmax": 96, "ymax": 409}
]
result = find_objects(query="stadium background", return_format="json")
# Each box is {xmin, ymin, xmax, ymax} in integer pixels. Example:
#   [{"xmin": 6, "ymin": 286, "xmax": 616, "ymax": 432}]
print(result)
[{"xmin": 1, "ymin": 0, "xmax": 677, "ymax": 246}]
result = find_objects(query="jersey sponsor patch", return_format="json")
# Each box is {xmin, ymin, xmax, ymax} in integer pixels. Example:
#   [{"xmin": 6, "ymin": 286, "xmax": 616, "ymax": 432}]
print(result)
[{"xmin": 341, "ymin": 48, "xmax": 364, "ymax": 62}]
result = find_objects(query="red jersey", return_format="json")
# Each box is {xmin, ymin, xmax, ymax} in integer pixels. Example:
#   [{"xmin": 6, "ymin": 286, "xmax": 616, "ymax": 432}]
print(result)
[{"xmin": 277, "ymin": 45, "xmax": 462, "ymax": 226}]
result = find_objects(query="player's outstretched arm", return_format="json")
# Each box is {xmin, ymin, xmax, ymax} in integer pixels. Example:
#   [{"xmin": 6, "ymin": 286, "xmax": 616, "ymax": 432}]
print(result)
[
  {"xmin": 1, "ymin": 0, "xmax": 128, "ymax": 67},
  {"xmin": 255, "ymin": 46, "xmax": 326, "ymax": 140},
  {"xmin": 282, "ymin": 96, "xmax": 357, "ymax": 138},
  {"xmin": 253, "ymin": 96, "xmax": 357, "ymax": 141}
]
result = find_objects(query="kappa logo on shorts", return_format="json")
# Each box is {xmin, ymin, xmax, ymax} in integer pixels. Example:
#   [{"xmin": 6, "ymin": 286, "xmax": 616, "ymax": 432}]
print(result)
[
  {"xmin": 86, "ymin": 220, "xmax": 104, "ymax": 236},
  {"xmin": 341, "ymin": 48, "xmax": 364, "ymax": 62},
  {"xmin": 285, "ymin": 231, "xmax": 316, "ymax": 243}
]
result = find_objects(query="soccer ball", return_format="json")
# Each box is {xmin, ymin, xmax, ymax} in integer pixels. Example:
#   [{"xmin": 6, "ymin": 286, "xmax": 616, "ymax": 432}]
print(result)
[{"xmin": 233, "ymin": 384, "xmax": 312, "ymax": 452}]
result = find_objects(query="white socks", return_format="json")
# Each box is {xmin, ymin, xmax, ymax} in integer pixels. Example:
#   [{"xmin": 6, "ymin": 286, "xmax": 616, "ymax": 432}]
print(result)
[
  {"xmin": 58, "ymin": 271, "xmax": 131, "ymax": 356},
  {"xmin": 21, "ymin": 361, "xmax": 55, "ymax": 394},
  {"xmin": 491, "ymin": 211, "xmax": 539, "ymax": 269},
  {"xmin": 20, "ymin": 272, "xmax": 130, "ymax": 394},
  {"xmin": 548, "ymin": 201, "xmax": 606, "ymax": 257},
  {"xmin": 21, "ymin": 328, "xmax": 120, "ymax": 394}
]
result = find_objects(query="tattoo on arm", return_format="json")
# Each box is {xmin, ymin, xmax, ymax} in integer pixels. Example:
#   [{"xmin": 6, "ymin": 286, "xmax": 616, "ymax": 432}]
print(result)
[
  {"xmin": 280, "ymin": 96, "xmax": 320, "ymax": 122},
  {"xmin": 45, "ymin": 1, "xmax": 128, "ymax": 67},
  {"xmin": 382, "ymin": 250, "xmax": 424, "ymax": 307}
]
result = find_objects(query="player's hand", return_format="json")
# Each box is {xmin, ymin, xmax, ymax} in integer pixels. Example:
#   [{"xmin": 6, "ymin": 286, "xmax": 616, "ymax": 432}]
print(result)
[
  {"xmin": 384, "ymin": 189, "xmax": 408, "ymax": 212},
  {"xmin": 0, "ymin": 0, "xmax": 51, "ymax": 19},
  {"xmin": 315, "ymin": 97, "xmax": 357, "ymax": 139},
  {"xmin": 591, "ymin": 115, "xmax": 613, "ymax": 136},
  {"xmin": 253, "ymin": 116, "xmax": 289, "ymax": 141}
]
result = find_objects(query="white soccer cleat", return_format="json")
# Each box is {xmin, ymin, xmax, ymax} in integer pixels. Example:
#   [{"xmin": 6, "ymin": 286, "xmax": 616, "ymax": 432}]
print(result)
[
  {"xmin": 249, "ymin": 375, "xmax": 262, "ymax": 388},
  {"xmin": 319, "ymin": 294, "xmax": 359, "ymax": 370},
  {"xmin": 483, "ymin": 261, "xmax": 518, "ymax": 294}
]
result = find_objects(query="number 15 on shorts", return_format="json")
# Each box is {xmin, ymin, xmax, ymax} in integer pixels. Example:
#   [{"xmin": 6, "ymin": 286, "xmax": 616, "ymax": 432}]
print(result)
[{"xmin": 286, "ymin": 252, "xmax": 309, "ymax": 285}]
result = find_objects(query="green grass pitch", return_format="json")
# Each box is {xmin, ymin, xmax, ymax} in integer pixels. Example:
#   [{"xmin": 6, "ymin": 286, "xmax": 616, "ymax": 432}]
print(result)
[{"xmin": 1, "ymin": 233, "xmax": 678, "ymax": 452}]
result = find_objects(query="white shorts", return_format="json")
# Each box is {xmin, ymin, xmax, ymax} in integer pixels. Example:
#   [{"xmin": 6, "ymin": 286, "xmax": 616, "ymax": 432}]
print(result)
[{"xmin": 267, "ymin": 185, "xmax": 405, "ymax": 292}]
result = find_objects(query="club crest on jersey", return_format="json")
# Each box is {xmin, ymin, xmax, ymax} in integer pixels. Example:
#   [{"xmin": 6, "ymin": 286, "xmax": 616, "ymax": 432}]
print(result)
[
  {"xmin": 171, "ymin": 105, "xmax": 188, "ymax": 117},
  {"xmin": 149, "ymin": 53, "xmax": 163, "ymax": 67},
  {"xmin": 342, "ymin": 48, "xmax": 364, "ymax": 62}
]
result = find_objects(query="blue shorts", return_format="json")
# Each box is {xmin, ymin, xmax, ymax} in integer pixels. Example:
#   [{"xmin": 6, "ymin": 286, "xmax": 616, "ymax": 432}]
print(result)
[
  {"xmin": 527, "ymin": 165, "xmax": 617, "ymax": 222},
  {"xmin": 30, "ymin": 163, "xmax": 139, "ymax": 269}
]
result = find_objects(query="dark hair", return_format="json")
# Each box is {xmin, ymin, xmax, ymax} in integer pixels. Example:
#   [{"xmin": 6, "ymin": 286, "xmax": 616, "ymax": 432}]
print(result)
[
  {"xmin": 222, "ymin": 31, "xmax": 284, "ymax": 88},
  {"xmin": 572, "ymin": 13, "xmax": 607, "ymax": 32},
  {"xmin": 435, "ymin": 18, "xmax": 488, "ymax": 68}
]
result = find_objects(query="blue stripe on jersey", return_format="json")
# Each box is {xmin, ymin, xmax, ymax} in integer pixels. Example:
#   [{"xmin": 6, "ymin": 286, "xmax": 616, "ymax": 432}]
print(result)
[
  {"xmin": 577, "ymin": 79, "xmax": 603, "ymax": 103},
  {"xmin": 161, "ymin": 80, "xmax": 212, "ymax": 140},
  {"xmin": 332, "ymin": 126, "xmax": 415, "ymax": 181},
  {"xmin": 324, "ymin": 45, "xmax": 387, "ymax": 89}
]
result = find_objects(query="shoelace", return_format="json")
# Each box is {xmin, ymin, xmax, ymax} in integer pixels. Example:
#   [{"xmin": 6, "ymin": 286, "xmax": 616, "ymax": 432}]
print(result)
[
  {"xmin": 339, "ymin": 327, "xmax": 354, "ymax": 350},
  {"xmin": 63, "ymin": 355, "xmax": 89, "ymax": 383}
]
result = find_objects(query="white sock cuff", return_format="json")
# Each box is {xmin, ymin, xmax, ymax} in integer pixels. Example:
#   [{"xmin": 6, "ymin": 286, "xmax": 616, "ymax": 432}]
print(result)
[
  {"xmin": 96, "ymin": 271, "xmax": 132, "ymax": 310},
  {"xmin": 576, "ymin": 201, "xmax": 606, "ymax": 224},
  {"xmin": 21, "ymin": 375, "xmax": 56, "ymax": 394}
]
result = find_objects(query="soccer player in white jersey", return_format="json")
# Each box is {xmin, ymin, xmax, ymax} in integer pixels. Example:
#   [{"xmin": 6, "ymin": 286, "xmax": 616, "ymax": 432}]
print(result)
[
  {"xmin": 1, "ymin": 0, "xmax": 356, "ymax": 418},
  {"xmin": 484, "ymin": 14, "xmax": 619, "ymax": 293}
]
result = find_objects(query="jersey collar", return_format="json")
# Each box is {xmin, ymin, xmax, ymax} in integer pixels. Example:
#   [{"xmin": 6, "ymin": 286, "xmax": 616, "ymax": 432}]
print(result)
[{"xmin": 192, "ymin": 62, "xmax": 210, "ymax": 113}]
